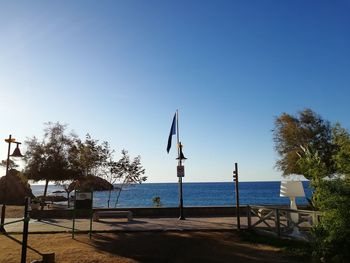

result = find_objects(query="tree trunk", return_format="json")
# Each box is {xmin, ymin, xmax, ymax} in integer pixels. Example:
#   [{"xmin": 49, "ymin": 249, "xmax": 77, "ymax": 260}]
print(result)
[
  {"xmin": 107, "ymin": 190, "xmax": 112, "ymax": 208},
  {"xmin": 67, "ymin": 191, "xmax": 70, "ymax": 208},
  {"xmin": 114, "ymin": 186, "xmax": 123, "ymax": 208},
  {"xmin": 40, "ymin": 179, "xmax": 49, "ymax": 211}
]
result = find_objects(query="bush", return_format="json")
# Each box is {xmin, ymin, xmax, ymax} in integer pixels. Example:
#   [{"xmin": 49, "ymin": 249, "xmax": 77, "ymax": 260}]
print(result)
[{"xmin": 310, "ymin": 179, "xmax": 350, "ymax": 263}]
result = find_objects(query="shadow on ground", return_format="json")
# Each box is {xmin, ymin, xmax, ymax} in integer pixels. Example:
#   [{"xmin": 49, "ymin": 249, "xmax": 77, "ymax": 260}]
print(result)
[{"xmin": 82, "ymin": 231, "xmax": 304, "ymax": 263}]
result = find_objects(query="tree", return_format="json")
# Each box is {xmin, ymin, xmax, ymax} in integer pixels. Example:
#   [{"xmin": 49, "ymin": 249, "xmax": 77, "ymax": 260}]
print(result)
[
  {"xmin": 24, "ymin": 122, "xmax": 81, "ymax": 207},
  {"xmin": 54, "ymin": 180, "xmax": 75, "ymax": 208},
  {"xmin": 1, "ymin": 160, "xmax": 19, "ymax": 170},
  {"xmin": 332, "ymin": 124, "xmax": 350, "ymax": 175},
  {"xmin": 152, "ymin": 196, "xmax": 162, "ymax": 207},
  {"xmin": 297, "ymin": 125, "xmax": 350, "ymax": 262},
  {"xmin": 73, "ymin": 134, "xmax": 115, "ymax": 206},
  {"xmin": 273, "ymin": 108, "xmax": 335, "ymax": 177},
  {"xmin": 111, "ymin": 150, "xmax": 146, "ymax": 207},
  {"xmin": 74, "ymin": 134, "xmax": 112, "ymax": 178},
  {"xmin": 104, "ymin": 160, "xmax": 118, "ymax": 208}
]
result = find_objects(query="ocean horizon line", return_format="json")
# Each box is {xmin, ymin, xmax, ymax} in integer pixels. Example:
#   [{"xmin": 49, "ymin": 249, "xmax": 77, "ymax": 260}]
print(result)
[{"xmin": 30, "ymin": 180, "xmax": 309, "ymax": 186}]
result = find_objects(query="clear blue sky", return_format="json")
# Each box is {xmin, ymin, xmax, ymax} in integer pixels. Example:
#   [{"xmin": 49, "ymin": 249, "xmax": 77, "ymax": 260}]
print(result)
[{"xmin": 1, "ymin": 0, "xmax": 350, "ymax": 182}]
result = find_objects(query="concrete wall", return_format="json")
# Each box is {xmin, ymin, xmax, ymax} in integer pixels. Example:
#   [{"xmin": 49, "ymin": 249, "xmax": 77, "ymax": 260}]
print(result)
[
  {"xmin": 30, "ymin": 206, "xmax": 241, "ymax": 219},
  {"xmin": 29, "ymin": 205, "xmax": 300, "ymax": 219}
]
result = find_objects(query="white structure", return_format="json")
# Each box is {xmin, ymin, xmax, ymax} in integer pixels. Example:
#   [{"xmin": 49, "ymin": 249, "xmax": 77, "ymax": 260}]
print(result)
[
  {"xmin": 280, "ymin": 180, "xmax": 305, "ymax": 211},
  {"xmin": 280, "ymin": 180, "xmax": 306, "ymax": 236}
]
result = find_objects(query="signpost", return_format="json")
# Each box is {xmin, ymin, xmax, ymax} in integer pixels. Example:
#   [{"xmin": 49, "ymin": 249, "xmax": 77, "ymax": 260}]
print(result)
[
  {"xmin": 177, "ymin": 165, "xmax": 185, "ymax": 177},
  {"xmin": 72, "ymin": 190, "xmax": 93, "ymax": 239},
  {"xmin": 233, "ymin": 163, "xmax": 240, "ymax": 230}
]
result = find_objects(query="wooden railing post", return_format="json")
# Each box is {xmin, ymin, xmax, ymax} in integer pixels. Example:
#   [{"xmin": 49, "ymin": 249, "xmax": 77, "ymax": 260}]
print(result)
[
  {"xmin": 247, "ymin": 205, "xmax": 251, "ymax": 229},
  {"xmin": 275, "ymin": 208, "xmax": 280, "ymax": 237}
]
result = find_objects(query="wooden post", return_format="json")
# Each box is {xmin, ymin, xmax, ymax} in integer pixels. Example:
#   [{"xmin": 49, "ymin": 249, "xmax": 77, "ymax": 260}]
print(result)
[
  {"xmin": 233, "ymin": 163, "xmax": 240, "ymax": 230},
  {"xmin": 247, "ymin": 205, "xmax": 251, "ymax": 229},
  {"xmin": 42, "ymin": 252, "xmax": 55, "ymax": 263},
  {"xmin": 275, "ymin": 208, "xmax": 280, "ymax": 237}
]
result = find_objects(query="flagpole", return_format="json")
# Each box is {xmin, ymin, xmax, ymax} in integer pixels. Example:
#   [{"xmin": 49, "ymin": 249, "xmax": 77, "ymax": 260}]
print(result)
[
  {"xmin": 176, "ymin": 109, "xmax": 180, "ymax": 152},
  {"xmin": 176, "ymin": 109, "xmax": 185, "ymax": 220}
]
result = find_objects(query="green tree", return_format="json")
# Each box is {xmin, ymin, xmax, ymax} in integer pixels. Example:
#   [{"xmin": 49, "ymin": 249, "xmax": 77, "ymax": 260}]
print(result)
[
  {"xmin": 332, "ymin": 124, "xmax": 350, "ymax": 175},
  {"xmin": 111, "ymin": 150, "xmax": 146, "ymax": 207},
  {"xmin": 24, "ymin": 122, "xmax": 81, "ymax": 207},
  {"xmin": 297, "ymin": 123, "xmax": 350, "ymax": 262},
  {"xmin": 273, "ymin": 108, "xmax": 335, "ymax": 177}
]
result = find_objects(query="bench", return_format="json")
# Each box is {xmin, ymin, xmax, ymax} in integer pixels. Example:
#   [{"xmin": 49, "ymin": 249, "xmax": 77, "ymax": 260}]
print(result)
[{"xmin": 93, "ymin": 211, "xmax": 133, "ymax": 222}]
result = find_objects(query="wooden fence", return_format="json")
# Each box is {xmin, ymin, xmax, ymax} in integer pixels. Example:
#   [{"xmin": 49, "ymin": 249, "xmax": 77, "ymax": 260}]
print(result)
[{"xmin": 247, "ymin": 205, "xmax": 322, "ymax": 239}]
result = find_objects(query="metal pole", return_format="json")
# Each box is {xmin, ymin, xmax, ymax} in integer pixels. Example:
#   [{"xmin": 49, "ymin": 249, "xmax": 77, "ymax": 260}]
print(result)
[
  {"xmin": 72, "ymin": 190, "xmax": 76, "ymax": 239},
  {"xmin": 0, "ymin": 135, "xmax": 12, "ymax": 232},
  {"xmin": 176, "ymin": 110, "xmax": 185, "ymax": 220},
  {"xmin": 176, "ymin": 109, "xmax": 180, "ymax": 149},
  {"xmin": 21, "ymin": 197, "xmax": 30, "ymax": 263},
  {"xmin": 234, "ymin": 163, "xmax": 240, "ymax": 230},
  {"xmin": 89, "ymin": 191, "xmax": 93, "ymax": 239},
  {"xmin": 178, "ymin": 158, "xmax": 185, "ymax": 220}
]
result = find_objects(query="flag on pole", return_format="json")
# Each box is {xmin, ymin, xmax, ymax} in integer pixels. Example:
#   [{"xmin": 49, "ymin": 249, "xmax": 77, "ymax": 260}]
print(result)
[{"xmin": 167, "ymin": 113, "xmax": 176, "ymax": 153}]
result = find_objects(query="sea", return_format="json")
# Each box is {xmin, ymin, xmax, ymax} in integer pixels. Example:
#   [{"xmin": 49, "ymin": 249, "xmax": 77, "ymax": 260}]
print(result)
[{"xmin": 31, "ymin": 181, "xmax": 312, "ymax": 208}]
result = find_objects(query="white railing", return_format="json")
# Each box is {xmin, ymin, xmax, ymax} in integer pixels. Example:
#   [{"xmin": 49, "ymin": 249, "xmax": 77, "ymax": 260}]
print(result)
[{"xmin": 247, "ymin": 205, "xmax": 322, "ymax": 239}]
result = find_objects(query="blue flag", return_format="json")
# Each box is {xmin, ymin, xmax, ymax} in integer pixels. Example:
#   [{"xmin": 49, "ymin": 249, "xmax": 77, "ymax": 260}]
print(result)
[{"xmin": 167, "ymin": 113, "xmax": 176, "ymax": 153}]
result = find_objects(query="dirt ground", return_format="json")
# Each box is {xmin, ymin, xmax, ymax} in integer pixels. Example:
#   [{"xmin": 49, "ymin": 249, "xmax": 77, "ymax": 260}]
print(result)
[
  {"xmin": 1, "ymin": 206, "xmax": 309, "ymax": 262},
  {"xmin": 0, "ymin": 231, "xmax": 308, "ymax": 263}
]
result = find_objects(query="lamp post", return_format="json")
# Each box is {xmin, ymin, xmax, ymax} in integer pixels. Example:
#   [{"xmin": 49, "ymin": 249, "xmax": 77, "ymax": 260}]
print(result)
[
  {"xmin": 176, "ymin": 142, "xmax": 186, "ymax": 220},
  {"xmin": 0, "ymin": 135, "xmax": 24, "ymax": 232}
]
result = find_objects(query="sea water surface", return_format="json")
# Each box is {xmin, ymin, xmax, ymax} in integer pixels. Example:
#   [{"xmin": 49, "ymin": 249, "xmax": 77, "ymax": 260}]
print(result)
[{"xmin": 31, "ymin": 181, "xmax": 312, "ymax": 208}]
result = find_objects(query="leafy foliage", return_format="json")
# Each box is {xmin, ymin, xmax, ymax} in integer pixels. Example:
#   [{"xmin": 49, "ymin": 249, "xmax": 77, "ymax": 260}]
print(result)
[
  {"xmin": 24, "ymin": 122, "xmax": 81, "ymax": 182},
  {"xmin": 295, "ymin": 118, "xmax": 350, "ymax": 262},
  {"xmin": 273, "ymin": 109, "xmax": 335, "ymax": 177},
  {"xmin": 23, "ymin": 122, "xmax": 147, "ymax": 208},
  {"xmin": 310, "ymin": 179, "xmax": 350, "ymax": 263},
  {"xmin": 74, "ymin": 134, "xmax": 113, "ymax": 178}
]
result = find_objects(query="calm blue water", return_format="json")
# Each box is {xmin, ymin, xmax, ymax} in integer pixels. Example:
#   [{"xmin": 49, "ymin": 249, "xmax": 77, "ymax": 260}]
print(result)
[{"xmin": 31, "ymin": 181, "xmax": 312, "ymax": 208}]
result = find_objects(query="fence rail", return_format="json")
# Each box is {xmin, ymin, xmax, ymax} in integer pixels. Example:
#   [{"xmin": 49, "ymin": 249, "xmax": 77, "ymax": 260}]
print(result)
[{"xmin": 247, "ymin": 205, "xmax": 322, "ymax": 239}]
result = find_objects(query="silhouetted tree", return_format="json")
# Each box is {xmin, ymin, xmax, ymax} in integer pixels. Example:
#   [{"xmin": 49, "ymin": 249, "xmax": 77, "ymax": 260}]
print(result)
[
  {"xmin": 0, "ymin": 160, "xmax": 19, "ymax": 170},
  {"xmin": 111, "ymin": 150, "xmax": 146, "ymax": 207},
  {"xmin": 74, "ymin": 134, "xmax": 113, "ymax": 178},
  {"xmin": 24, "ymin": 122, "xmax": 81, "ymax": 207},
  {"xmin": 73, "ymin": 134, "xmax": 114, "ymax": 206},
  {"xmin": 54, "ymin": 180, "xmax": 76, "ymax": 207}
]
